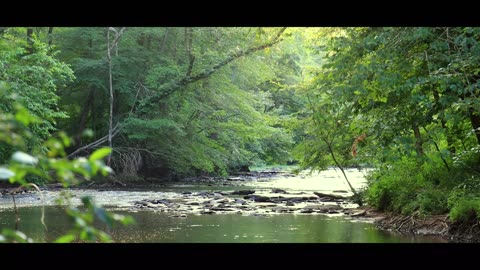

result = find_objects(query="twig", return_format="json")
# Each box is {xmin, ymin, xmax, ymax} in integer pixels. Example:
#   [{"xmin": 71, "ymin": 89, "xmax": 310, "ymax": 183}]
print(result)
[
  {"xmin": 10, "ymin": 183, "xmax": 47, "ymax": 232},
  {"xmin": 11, "ymin": 193, "xmax": 19, "ymax": 230}
]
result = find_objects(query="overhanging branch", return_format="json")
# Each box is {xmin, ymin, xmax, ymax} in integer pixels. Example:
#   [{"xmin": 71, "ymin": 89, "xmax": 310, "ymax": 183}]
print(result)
[{"xmin": 138, "ymin": 28, "xmax": 287, "ymax": 111}]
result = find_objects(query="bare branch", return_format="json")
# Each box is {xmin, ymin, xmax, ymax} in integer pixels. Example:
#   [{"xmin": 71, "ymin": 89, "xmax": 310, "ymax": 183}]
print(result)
[{"xmin": 67, "ymin": 123, "xmax": 120, "ymax": 158}]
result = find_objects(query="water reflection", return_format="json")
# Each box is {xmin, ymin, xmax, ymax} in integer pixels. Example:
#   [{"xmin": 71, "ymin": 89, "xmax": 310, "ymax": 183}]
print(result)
[{"xmin": 0, "ymin": 207, "xmax": 446, "ymax": 243}]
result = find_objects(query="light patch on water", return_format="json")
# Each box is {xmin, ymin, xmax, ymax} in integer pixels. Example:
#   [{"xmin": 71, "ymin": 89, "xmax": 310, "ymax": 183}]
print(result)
[{"xmin": 254, "ymin": 168, "xmax": 371, "ymax": 194}]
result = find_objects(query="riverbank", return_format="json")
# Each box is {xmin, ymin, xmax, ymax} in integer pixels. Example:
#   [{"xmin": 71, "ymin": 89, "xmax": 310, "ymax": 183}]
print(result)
[{"xmin": 356, "ymin": 207, "xmax": 480, "ymax": 242}]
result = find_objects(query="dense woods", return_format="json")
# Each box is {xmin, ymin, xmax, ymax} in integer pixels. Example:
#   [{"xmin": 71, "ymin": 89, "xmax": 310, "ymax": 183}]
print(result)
[{"xmin": 2, "ymin": 27, "xmax": 480, "ymax": 242}]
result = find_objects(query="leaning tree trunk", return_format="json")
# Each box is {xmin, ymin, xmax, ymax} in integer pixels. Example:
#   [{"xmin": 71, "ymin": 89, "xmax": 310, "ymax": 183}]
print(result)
[{"xmin": 326, "ymin": 141, "xmax": 357, "ymax": 196}]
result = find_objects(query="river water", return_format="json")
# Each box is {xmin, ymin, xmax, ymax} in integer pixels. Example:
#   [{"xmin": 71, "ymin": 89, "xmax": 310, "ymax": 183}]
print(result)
[{"xmin": 0, "ymin": 168, "xmax": 446, "ymax": 243}]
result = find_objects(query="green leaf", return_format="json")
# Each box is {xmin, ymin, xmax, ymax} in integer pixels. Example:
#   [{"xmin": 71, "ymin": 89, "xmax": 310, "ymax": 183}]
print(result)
[
  {"xmin": 58, "ymin": 132, "xmax": 71, "ymax": 147},
  {"xmin": 11, "ymin": 151, "xmax": 38, "ymax": 165},
  {"xmin": 14, "ymin": 106, "xmax": 35, "ymax": 126},
  {"xmin": 0, "ymin": 168, "xmax": 15, "ymax": 180},
  {"xmin": 81, "ymin": 196, "xmax": 94, "ymax": 209},
  {"xmin": 89, "ymin": 148, "xmax": 112, "ymax": 162},
  {"xmin": 82, "ymin": 129, "xmax": 94, "ymax": 138},
  {"xmin": 54, "ymin": 234, "xmax": 76, "ymax": 243},
  {"xmin": 120, "ymin": 215, "xmax": 136, "ymax": 226},
  {"xmin": 100, "ymin": 165, "xmax": 114, "ymax": 176},
  {"xmin": 94, "ymin": 207, "xmax": 112, "ymax": 228},
  {"xmin": 112, "ymin": 213, "xmax": 135, "ymax": 225},
  {"xmin": 75, "ymin": 217, "xmax": 87, "ymax": 228}
]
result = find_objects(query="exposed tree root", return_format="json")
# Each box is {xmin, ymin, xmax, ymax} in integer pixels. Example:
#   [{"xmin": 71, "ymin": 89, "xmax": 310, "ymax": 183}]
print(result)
[{"xmin": 376, "ymin": 211, "xmax": 480, "ymax": 242}]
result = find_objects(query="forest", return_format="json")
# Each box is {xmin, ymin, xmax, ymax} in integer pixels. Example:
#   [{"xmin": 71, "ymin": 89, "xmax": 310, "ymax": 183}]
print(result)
[{"xmin": 1, "ymin": 27, "xmax": 480, "ymax": 243}]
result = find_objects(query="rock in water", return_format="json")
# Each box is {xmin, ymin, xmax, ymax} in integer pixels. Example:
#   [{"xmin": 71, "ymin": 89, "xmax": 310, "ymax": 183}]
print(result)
[
  {"xmin": 232, "ymin": 190, "xmax": 255, "ymax": 195},
  {"xmin": 244, "ymin": 195, "xmax": 273, "ymax": 203},
  {"xmin": 313, "ymin": 192, "xmax": 346, "ymax": 200},
  {"xmin": 271, "ymin": 188, "xmax": 287, "ymax": 194},
  {"xmin": 234, "ymin": 199, "xmax": 247, "ymax": 205}
]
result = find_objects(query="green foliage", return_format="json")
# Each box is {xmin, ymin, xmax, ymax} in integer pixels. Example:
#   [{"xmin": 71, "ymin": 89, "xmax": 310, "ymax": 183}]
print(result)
[
  {"xmin": 57, "ymin": 196, "xmax": 135, "ymax": 243},
  {"xmin": 449, "ymin": 198, "xmax": 480, "ymax": 223},
  {"xmin": 291, "ymin": 27, "xmax": 480, "ymax": 225},
  {"xmin": 0, "ymin": 97, "xmax": 133, "ymax": 243},
  {"xmin": 366, "ymin": 151, "xmax": 480, "ymax": 216},
  {"xmin": 365, "ymin": 157, "xmax": 425, "ymax": 213},
  {"xmin": 5, "ymin": 26, "xmax": 480, "ymax": 231},
  {"xmin": 0, "ymin": 32, "xmax": 74, "ymax": 153},
  {"xmin": 418, "ymin": 189, "xmax": 449, "ymax": 215},
  {"xmin": 0, "ymin": 229, "xmax": 33, "ymax": 243},
  {"xmin": 47, "ymin": 27, "xmax": 298, "ymax": 178}
]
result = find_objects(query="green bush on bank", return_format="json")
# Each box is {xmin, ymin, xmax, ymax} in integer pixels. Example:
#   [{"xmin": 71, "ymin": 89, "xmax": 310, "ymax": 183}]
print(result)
[
  {"xmin": 449, "ymin": 198, "xmax": 480, "ymax": 223},
  {"xmin": 366, "ymin": 157, "xmax": 456, "ymax": 215},
  {"xmin": 447, "ymin": 177, "xmax": 480, "ymax": 222},
  {"xmin": 365, "ymin": 157, "xmax": 426, "ymax": 214},
  {"xmin": 365, "ymin": 154, "xmax": 480, "ymax": 217}
]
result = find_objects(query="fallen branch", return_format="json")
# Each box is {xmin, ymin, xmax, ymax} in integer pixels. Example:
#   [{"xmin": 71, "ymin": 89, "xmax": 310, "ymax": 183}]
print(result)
[{"xmin": 67, "ymin": 122, "xmax": 120, "ymax": 158}]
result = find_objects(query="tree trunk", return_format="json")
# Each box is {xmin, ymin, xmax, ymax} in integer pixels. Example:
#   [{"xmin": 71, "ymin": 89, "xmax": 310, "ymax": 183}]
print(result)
[
  {"xmin": 75, "ymin": 89, "xmax": 94, "ymax": 146},
  {"xmin": 26, "ymin": 27, "xmax": 34, "ymax": 54},
  {"xmin": 106, "ymin": 27, "xmax": 126, "ymax": 165},
  {"xmin": 159, "ymin": 28, "xmax": 170, "ymax": 53},
  {"xmin": 107, "ymin": 30, "xmax": 114, "ymax": 166},
  {"xmin": 423, "ymin": 127, "xmax": 450, "ymax": 171},
  {"xmin": 172, "ymin": 29, "xmax": 177, "ymax": 62},
  {"xmin": 185, "ymin": 27, "xmax": 195, "ymax": 76},
  {"xmin": 47, "ymin": 27, "xmax": 53, "ymax": 46},
  {"xmin": 413, "ymin": 126, "xmax": 424, "ymax": 156},
  {"xmin": 326, "ymin": 140, "xmax": 357, "ymax": 196},
  {"xmin": 469, "ymin": 107, "xmax": 480, "ymax": 145},
  {"xmin": 432, "ymin": 90, "xmax": 456, "ymax": 153}
]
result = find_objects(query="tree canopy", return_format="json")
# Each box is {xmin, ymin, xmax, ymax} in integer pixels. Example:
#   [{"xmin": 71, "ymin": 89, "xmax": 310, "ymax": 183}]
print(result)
[{"xmin": 2, "ymin": 27, "xmax": 480, "ymax": 223}]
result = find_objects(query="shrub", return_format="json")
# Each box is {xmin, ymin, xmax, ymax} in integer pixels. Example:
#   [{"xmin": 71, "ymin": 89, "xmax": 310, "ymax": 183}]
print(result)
[
  {"xmin": 365, "ymin": 157, "xmax": 425, "ymax": 213},
  {"xmin": 366, "ymin": 156, "xmax": 455, "ymax": 214},
  {"xmin": 418, "ymin": 189, "xmax": 449, "ymax": 215},
  {"xmin": 449, "ymin": 198, "xmax": 480, "ymax": 223}
]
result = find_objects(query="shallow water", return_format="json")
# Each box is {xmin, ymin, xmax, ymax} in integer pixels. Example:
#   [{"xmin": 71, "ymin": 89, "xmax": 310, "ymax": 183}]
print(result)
[
  {"xmin": 0, "ymin": 206, "xmax": 446, "ymax": 243},
  {"xmin": 0, "ymin": 168, "xmax": 368, "ymax": 209},
  {"xmin": 0, "ymin": 168, "xmax": 447, "ymax": 243}
]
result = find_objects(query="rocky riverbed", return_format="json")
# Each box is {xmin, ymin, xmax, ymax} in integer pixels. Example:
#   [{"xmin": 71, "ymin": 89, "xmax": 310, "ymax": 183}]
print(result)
[
  {"xmin": 0, "ymin": 168, "xmax": 376, "ymax": 221},
  {"xmin": 130, "ymin": 188, "xmax": 369, "ymax": 218}
]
